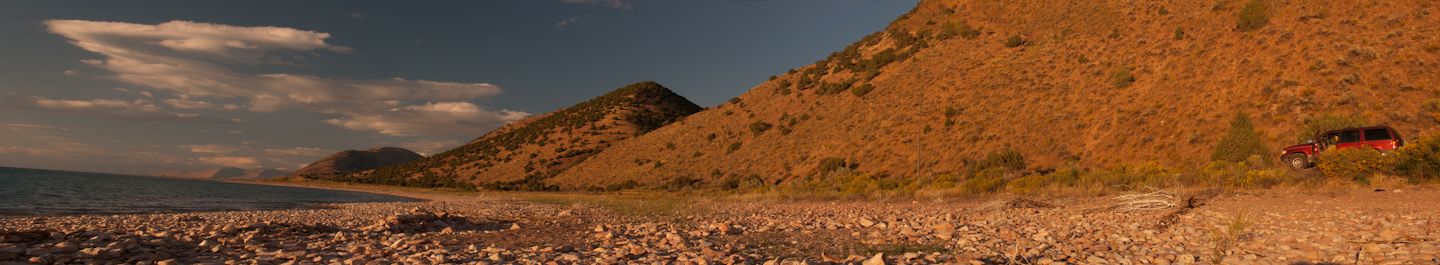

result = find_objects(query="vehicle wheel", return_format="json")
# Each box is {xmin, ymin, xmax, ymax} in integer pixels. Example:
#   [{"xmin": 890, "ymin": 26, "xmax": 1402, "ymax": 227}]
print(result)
[{"xmin": 1284, "ymin": 155, "xmax": 1309, "ymax": 170}]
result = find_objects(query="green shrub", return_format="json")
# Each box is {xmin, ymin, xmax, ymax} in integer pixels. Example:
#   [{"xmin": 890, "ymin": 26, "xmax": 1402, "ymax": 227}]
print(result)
[
  {"xmin": 1112, "ymin": 67, "xmax": 1135, "ymax": 88},
  {"xmin": 815, "ymin": 157, "xmax": 848, "ymax": 175},
  {"xmin": 1109, "ymin": 30, "xmax": 1120, "ymax": 39},
  {"xmin": 939, "ymin": 21, "xmax": 981, "ymax": 40},
  {"xmin": 769, "ymin": 75, "xmax": 778, "ymax": 81},
  {"xmin": 1295, "ymin": 114, "xmax": 1369, "ymax": 144},
  {"xmin": 704, "ymin": 133, "xmax": 717, "ymax": 141},
  {"xmin": 1236, "ymin": 0, "xmax": 1269, "ymax": 31},
  {"xmin": 971, "ymin": 149, "xmax": 1026, "ymax": 175},
  {"xmin": 1005, "ymin": 35, "xmax": 1025, "ymax": 48},
  {"xmin": 851, "ymin": 83, "xmax": 875, "ymax": 97},
  {"xmin": 943, "ymin": 107, "xmax": 959, "ymax": 118},
  {"xmin": 1077, "ymin": 54, "xmax": 1089, "ymax": 63},
  {"xmin": 1158, "ymin": 6, "xmax": 1170, "ymax": 15},
  {"xmin": 1211, "ymin": 111, "xmax": 1270, "ymax": 163},
  {"xmin": 1174, "ymin": 27, "xmax": 1185, "ymax": 40},
  {"xmin": 729, "ymin": 97, "xmax": 742, "ymax": 104},
  {"xmin": 749, "ymin": 121, "xmax": 772, "ymax": 136},
  {"xmin": 727, "ymin": 142, "xmax": 742, "ymax": 154},
  {"xmin": 1317, "ymin": 147, "xmax": 1393, "ymax": 185},
  {"xmin": 1395, "ymin": 134, "xmax": 1440, "ymax": 182}
]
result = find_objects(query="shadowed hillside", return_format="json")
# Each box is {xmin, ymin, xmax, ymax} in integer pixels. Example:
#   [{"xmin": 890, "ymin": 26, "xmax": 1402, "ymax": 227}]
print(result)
[
  {"xmin": 287, "ymin": 147, "xmax": 423, "ymax": 177},
  {"xmin": 552, "ymin": 0, "xmax": 1440, "ymax": 189},
  {"xmin": 321, "ymin": 81, "xmax": 703, "ymax": 190}
]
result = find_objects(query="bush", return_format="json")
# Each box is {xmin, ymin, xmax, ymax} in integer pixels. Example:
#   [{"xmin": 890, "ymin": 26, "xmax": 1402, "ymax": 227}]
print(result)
[
  {"xmin": 971, "ymin": 149, "xmax": 1026, "ymax": 175},
  {"xmin": 1005, "ymin": 35, "xmax": 1025, "ymax": 48},
  {"xmin": 1395, "ymin": 134, "xmax": 1440, "ymax": 182},
  {"xmin": 939, "ymin": 21, "xmax": 981, "ymax": 40},
  {"xmin": 1317, "ymin": 147, "xmax": 1394, "ymax": 185},
  {"xmin": 749, "ymin": 121, "xmax": 772, "ymax": 136},
  {"xmin": 1237, "ymin": 0, "xmax": 1269, "ymax": 31},
  {"xmin": 1112, "ymin": 68, "xmax": 1135, "ymax": 88},
  {"xmin": 963, "ymin": 168, "xmax": 1009, "ymax": 194},
  {"xmin": 816, "ymin": 157, "xmax": 847, "ymax": 175},
  {"xmin": 1211, "ymin": 111, "xmax": 1270, "ymax": 163},
  {"xmin": 1294, "ymin": 114, "xmax": 1369, "ymax": 144},
  {"xmin": 851, "ymin": 83, "xmax": 874, "ymax": 97},
  {"xmin": 727, "ymin": 142, "xmax": 742, "ymax": 154},
  {"xmin": 1174, "ymin": 27, "xmax": 1185, "ymax": 40},
  {"xmin": 1422, "ymin": 98, "xmax": 1440, "ymax": 112}
]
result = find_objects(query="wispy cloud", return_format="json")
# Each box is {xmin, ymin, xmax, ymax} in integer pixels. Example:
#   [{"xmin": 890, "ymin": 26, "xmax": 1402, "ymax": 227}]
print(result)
[
  {"xmin": 0, "ymin": 93, "xmax": 238, "ymax": 123},
  {"xmin": 198, "ymin": 156, "xmax": 259, "ymax": 168},
  {"xmin": 326, "ymin": 102, "xmax": 528, "ymax": 137},
  {"xmin": 0, "ymin": 123, "xmax": 70, "ymax": 134},
  {"xmin": 263, "ymin": 147, "xmax": 332, "ymax": 157},
  {"xmin": 45, "ymin": 20, "xmax": 529, "ymax": 136},
  {"xmin": 180, "ymin": 144, "xmax": 246, "ymax": 154},
  {"xmin": 556, "ymin": 14, "xmax": 599, "ymax": 27},
  {"xmin": 563, "ymin": 0, "xmax": 631, "ymax": 10}
]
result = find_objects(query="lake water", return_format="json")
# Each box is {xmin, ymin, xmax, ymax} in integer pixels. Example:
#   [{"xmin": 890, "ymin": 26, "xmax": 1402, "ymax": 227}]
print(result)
[{"xmin": 0, "ymin": 166, "xmax": 420, "ymax": 216}]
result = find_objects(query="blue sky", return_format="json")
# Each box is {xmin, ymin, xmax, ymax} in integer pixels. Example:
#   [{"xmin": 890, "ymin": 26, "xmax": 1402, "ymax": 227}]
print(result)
[{"xmin": 0, "ymin": 0, "xmax": 919, "ymax": 174}]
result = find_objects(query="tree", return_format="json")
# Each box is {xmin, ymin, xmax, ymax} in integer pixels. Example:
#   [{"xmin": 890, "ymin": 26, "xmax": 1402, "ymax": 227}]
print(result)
[{"xmin": 1211, "ymin": 111, "xmax": 1269, "ymax": 163}]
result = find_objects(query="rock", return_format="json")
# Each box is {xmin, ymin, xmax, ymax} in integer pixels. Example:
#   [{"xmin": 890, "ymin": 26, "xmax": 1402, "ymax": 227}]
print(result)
[
  {"xmin": 510, "ymin": 223, "xmax": 521, "ymax": 230},
  {"xmin": 863, "ymin": 253, "xmax": 886, "ymax": 265},
  {"xmin": 157, "ymin": 259, "xmax": 178, "ymax": 265},
  {"xmin": 860, "ymin": 218, "xmax": 877, "ymax": 227},
  {"xmin": 932, "ymin": 222, "xmax": 956, "ymax": 240}
]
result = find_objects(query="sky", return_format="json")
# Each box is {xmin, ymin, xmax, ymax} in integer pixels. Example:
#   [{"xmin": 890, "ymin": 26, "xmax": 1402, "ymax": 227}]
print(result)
[{"xmin": 0, "ymin": 0, "xmax": 920, "ymax": 175}]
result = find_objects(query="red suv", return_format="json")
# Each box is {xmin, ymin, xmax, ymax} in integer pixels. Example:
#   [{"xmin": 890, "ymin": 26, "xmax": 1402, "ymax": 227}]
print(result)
[{"xmin": 1280, "ymin": 126, "xmax": 1405, "ymax": 169}]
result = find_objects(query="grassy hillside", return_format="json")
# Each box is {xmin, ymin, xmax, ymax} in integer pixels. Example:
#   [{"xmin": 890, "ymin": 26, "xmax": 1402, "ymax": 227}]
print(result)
[
  {"xmin": 319, "ymin": 81, "xmax": 702, "ymax": 190},
  {"xmin": 552, "ymin": 0, "xmax": 1440, "ymax": 190}
]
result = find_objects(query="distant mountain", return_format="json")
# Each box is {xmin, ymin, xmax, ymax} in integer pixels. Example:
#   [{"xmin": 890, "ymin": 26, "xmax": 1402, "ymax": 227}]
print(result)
[
  {"xmin": 321, "ymin": 81, "xmax": 702, "ymax": 190},
  {"xmin": 158, "ymin": 167, "xmax": 290, "ymax": 180},
  {"xmin": 288, "ymin": 147, "xmax": 423, "ymax": 176}
]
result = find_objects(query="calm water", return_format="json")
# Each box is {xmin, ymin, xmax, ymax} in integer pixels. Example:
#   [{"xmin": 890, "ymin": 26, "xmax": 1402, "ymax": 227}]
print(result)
[{"xmin": 0, "ymin": 166, "xmax": 420, "ymax": 216}]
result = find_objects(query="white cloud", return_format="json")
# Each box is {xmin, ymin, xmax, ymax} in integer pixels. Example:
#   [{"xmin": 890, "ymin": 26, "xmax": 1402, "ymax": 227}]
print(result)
[
  {"xmin": 0, "ymin": 93, "xmax": 237, "ymax": 123},
  {"xmin": 0, "ymin": 142, "xmax": 102, "ymax": 156},
  {"xmin": 198, "ymin": 156, "xmax": 259, "ymax": 168},
  {"xmin": 180, "ymin": 144, "xmax": 245, "ymax": 154},
  {"xmin": 45, "ymin": 20, "xmax": 527, "ymax": 136},
  {"xmin": 263, "ymin": 147, "xmax": 333, "ymax": 157},
  {"xmin": 1, "ymin": 123, "xmax": 70, "ymax": 133},
  {"xmin": 563, "ymin": 0, "xmax": 630, "ymax": 10},
  {"xmin": 402, "ymin": 139, "xmax": 462, "ymax": 156},
  {"xmin": 326, "ymin": 101, "xmax": 529, "ymax": 137}
]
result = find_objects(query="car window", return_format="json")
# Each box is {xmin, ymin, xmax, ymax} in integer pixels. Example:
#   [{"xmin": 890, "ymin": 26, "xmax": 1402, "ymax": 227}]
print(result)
[
  {"xmin": 1364, "ymin": 128, "xmax": 1393, "ymax": 141},
  {"xmin": 1338, "ymin": 130, "xmax": 1361, "ymax": 143}
]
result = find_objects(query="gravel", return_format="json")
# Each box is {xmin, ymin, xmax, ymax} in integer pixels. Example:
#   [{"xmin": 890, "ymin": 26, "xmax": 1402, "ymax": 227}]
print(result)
[{"xmin": 2, "ymin": 186, "xmax": 1437, "ymax": 265}]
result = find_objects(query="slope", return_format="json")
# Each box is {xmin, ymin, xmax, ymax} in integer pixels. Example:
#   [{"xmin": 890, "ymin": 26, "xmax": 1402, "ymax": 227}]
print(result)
[
  {"xmin": 323, "ymin": 81, "xmax": 703, "ymax": 190},
  {"xmin": 552, "ymin": 0, "xmax": 1440, "ymax": 189},
  {"xmin": 158, "ymin": 167, "xmax": 291, "ymax": 180},
  {"xmin": 287, "ymin": 147, "xmax": 423, "ymax": 177}
]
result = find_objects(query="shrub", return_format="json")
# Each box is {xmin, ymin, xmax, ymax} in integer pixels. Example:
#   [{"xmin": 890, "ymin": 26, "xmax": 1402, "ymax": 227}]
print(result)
[
  {"xmin": 1294, "ymin": 114, "xmax": 1369, "ymax": 144},
  {"xmin": 769, "ymin": 75, "xmax": 778, "ymax": 81},
  {"xmin": 1317, "ymin": 147, "xmax": 1394, "ymax": 185},
  {"xmin": 939, "ymin": 21, "xmax": 981, "ymax": 40},
  {"xmin": 1395, "ymin": 134, "xmax": 1440, "ymax": 182},
  {"xmin": 704, "ymin": 133, "xmax": 717, "ymax": 141},
  {"xmin": 1005, "ymin": 35, "xmax": 1025, "ymax": 48},
  {"xmin": 1112, "ymin": 67, "xmax": 1135, "ymax": 88},
  {"xmin": 1109, "ymin": 30, "xmax": 1120, "ymax": 39},
  {"xmin": 851, "ymin": 83, "xmax": 875, "ymax": 97},
  {"xmin": 971, "ymin": 149, "xmax": 1026, "ymax": 175},
  {"xmin": 1422, "ymin": 98, "xmax": 1440, "ymax": 112},
  {"xmin": 1236, "ymin": 0, "xmax": 1269, "ymax": 31},
  {"xmin": 749, "ymin": 121, "xmax": 772, "ymax": 136},
  {"xmin": 1211, "ymin": 111, "xmax": 1270, "ymax": 163},
  {"xmin": 943, "ymin": 107, "xmax": 959, "ymax": 118},
  {"xmin": 1008, "ymin": 174, "xmax": 1049, "ymax": 195},
  {"xmin": 1077, "ymin": 54, "xmax": 1089, "ymax": 63},
  {"xmin": 963, "ymin": 168, "xmax": 1009, "ymax": 194},
  {"xmin": 727, "ymin": 142, "xmax": 742, "ymax": 154},
  {"xmin": 816, "ymin": 157, "xmax": 847, "ymax": 175},
  {"xmin": 1174, "ymin": 27, "xmax": 1185, "ymax": 40},
  {"xmin": 1158, "ymin": 6, "xmax": 1170, "ymax": 15}
]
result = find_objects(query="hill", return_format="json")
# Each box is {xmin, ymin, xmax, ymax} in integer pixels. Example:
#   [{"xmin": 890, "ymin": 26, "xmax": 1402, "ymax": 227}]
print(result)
[
  {"xmin": 321, "ymin": 81, "xmax": 703, "ymax": 190},
  {"xmin": 287, "ymin": 147, "xmax": 423, "ymax": 177},
  {"xmin": 551, "ymin": 0, "xmax": 1440, "ymax": 189},
  {"xmin": 158, "ymin": 167, "xmax": 290, "ymax": 180}
]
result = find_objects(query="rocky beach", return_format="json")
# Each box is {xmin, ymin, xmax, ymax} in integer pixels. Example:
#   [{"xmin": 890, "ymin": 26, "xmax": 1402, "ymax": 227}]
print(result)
[{"xmin": 2, "ymin": 184, "xmax": 1438, "ymax": 265}]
